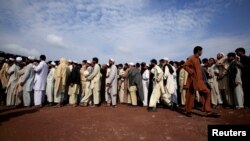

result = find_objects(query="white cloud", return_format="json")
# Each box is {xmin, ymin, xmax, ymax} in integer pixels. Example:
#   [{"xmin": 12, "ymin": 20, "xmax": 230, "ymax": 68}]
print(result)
[
  {"xmin": 0, "ymin": 0, "xmax": 249, "ymax": 63},
  {"xmin": 116, "ymin": 46, "xmax": 133, "ymax": 55},
  {"xmin": 46, "ymin": 34, "xmax": 67, "ymax": 48}
]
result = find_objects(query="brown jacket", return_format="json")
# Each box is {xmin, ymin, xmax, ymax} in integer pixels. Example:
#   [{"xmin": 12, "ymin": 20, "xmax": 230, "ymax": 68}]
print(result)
[{"xmin": 183, "ymin": 55, "xmax": 207, "ymax": 91}]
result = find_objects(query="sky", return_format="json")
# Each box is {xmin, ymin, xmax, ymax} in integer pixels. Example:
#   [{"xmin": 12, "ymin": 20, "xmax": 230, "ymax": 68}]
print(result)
[{"xmin": 0, "ymin": 0, "xmax": 250, "ymax": 64}]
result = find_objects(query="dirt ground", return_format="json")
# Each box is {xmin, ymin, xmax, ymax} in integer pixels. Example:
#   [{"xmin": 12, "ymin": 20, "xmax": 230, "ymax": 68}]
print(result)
[{"xmin": 0, "ymin": 104, "xmax": 250, "ymax": 141}]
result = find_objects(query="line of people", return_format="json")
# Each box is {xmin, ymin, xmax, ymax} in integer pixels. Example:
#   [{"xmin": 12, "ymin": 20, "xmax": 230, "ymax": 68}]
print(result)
[{"xmin": 0, "ymin": 47, "xmax": 249, "ymax": 117}]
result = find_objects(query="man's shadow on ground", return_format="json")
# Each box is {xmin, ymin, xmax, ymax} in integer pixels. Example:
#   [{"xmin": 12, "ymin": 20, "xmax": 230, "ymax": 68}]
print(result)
[{"xmin": 0, "ymin": 107, "xmax": 39, "ymax": 125}]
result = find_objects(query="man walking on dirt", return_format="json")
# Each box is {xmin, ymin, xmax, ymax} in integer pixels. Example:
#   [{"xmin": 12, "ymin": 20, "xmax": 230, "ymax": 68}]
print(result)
[{"xmin": 183, "ymin": 46, "xmax": 220, "ymax": 117}]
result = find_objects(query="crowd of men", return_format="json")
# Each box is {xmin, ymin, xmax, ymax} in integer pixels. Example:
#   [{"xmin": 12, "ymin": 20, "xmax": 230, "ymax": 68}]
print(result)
[{"xmin": 0, "ymin": 46, "xmax": 249, "ymax": 117}]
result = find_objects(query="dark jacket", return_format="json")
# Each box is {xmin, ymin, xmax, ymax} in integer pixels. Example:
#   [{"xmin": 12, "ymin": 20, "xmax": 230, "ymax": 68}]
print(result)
[
  {"xmin": 68, "ymin": 67, "xmax": 81, "ymax": 85},
  {"xmin": 128, "ymin": 67, "xmax": 144, "ymax": 101}
]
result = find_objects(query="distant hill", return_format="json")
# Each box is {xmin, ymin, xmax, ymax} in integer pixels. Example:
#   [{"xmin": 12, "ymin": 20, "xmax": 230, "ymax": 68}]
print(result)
[{"xmin": 0, "ymin": 50, "xmax": 28, "ymax": 60}]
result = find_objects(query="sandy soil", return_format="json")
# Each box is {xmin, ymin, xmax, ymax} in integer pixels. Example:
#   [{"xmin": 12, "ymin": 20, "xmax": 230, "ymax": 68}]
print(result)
[{"xmin": 0, "ymin": 104, "xmax": 250, "ymax": 141}]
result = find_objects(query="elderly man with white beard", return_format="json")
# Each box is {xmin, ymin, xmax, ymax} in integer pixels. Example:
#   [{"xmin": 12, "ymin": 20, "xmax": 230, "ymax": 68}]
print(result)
[
  {"xmin": 161, "ymin": 57, "xmax": 178, "ymax": 108},
  {"xmin": 148, "ymin": 59, "xmax": 165, "ymax": 112},
  {"xmin": 6, "ymin": 57, "xmax": 21, "ymax": 106}
]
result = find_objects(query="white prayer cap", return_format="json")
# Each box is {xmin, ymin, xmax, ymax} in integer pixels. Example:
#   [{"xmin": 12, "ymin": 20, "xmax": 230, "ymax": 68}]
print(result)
[
  {"xmin": 16, "ymin": 57, "xmax": 22, "ymax": 62},
  {"xmin": 9, "ymin": 57, "xmax": 15, "ymax": 61},
  {"xmin": 163, "ymin": 57, "xmax": 169, "ymax": 61},
  {"xmin": 217, "ymin": 52, "xmax": 224, "ymax": 57},
  {"xmin": 109, "ymin": 58, "xmax": 115, "ymax": 62},
  {"xmin": 73, "ymin": 60, "xmax": 77, "ymax": 64},
  {"xmin": 146, "ymin": 64, "xmax": 149, "ymax": 67},
  {"xmin": 28, "ymin": 56, "xmax": 36, "ymax": 60},
  {"xmin": 51, "ymin": 61, "xmax": 56, "ymax": 66},
  {"xmin": 128, "ymin": 62, "xmax": 134, "ymax": 66},
  {"xmin": 106, "ymin": 63, "xmax": 109, "ymax": 66},
  {"xmin": 68, "ymin": 59, "xmax": 72, "ymax": 63},
  {"xmin": 217, "ymin": 53, "xmax": 225, "ymax": 59},
  {"xmin": 87, "ymin": 60, "xmax": 91, "ymax": 64}
]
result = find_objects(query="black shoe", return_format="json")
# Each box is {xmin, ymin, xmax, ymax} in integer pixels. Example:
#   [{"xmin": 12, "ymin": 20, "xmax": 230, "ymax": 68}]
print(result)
[
  {"xmin": 206, "ymin": 112, "xmax": 221, "ymax": 118},
  {"xmin": 186, "ymin": 112, "xmax": 192, "ymax": 117},
  {"xmin": 171, "ymin": 103, "xmax": 178, "ymax": 111},
  {"xmin": 148, "ymin": 107, "xmax": 157, "ymax": 112},
  {"xmin": 15, "ymin": 104, "xmax": 23, "ymax": 108},
  {"xmin": 34, "ymin": 105, "xmax": 42, "ymax": 108},
  {"xmin": 54, "ymin": 104, "xmax": 62, "ymax": 108},
  {"xmin": 48, "ymin": 103, "xmax": 54, "ymax": 107}
]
